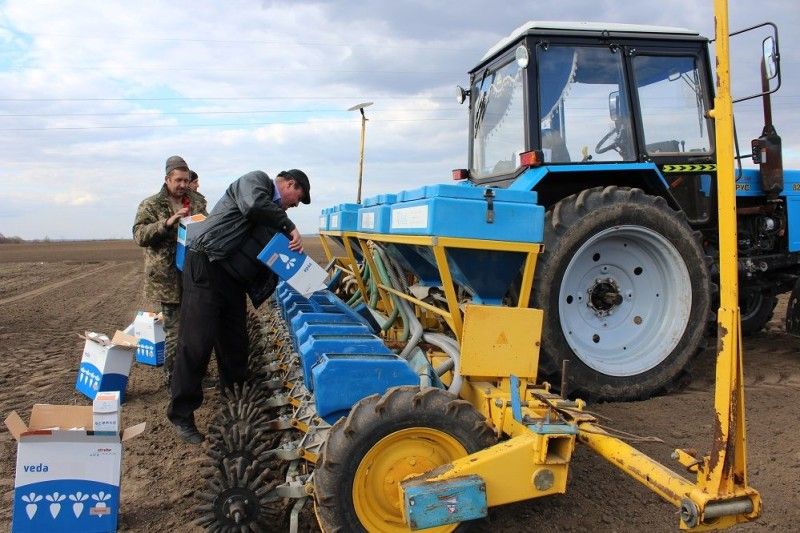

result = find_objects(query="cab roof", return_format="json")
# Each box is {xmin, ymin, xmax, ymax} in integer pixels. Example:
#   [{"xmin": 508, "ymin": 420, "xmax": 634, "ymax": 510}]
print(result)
[{"xmin": 480, "ymin": 20, "xmax": 702, "ymax": 64}]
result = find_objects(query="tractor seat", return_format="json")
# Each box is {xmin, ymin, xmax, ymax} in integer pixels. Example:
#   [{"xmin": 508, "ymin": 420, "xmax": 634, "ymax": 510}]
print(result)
[
  {"xmin": 646, "ymin": 140, "xmax": 681, "ymax": 154},
  {"xmin": 541, "ymin": 129, "xmax": 571, "ymax": 163}
]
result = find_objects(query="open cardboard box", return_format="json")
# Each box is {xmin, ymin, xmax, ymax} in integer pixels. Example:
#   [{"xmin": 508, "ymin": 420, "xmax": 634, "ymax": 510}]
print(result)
[
  {"xmin": 132, "ymin": 312, "xmax": 165, "ymax": 366},
  {"xmin": 76, "ymin": 330, "xmax": 137, "ymax": 402},
  {"xmin": 5, "ymin": 404, "xmax": 145, "ymax": 532}
]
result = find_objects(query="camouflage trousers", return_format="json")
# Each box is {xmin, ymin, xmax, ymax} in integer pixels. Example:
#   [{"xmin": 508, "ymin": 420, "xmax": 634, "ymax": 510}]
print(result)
[{"xmin": 160, "ymin": 302, "xmax": 181, "ymax": 382}]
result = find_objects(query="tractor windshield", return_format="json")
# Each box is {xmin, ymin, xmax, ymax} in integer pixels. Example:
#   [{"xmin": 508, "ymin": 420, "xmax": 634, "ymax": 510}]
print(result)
[
  {"xmin": 632, "ymin": 55, "xmax": 711, "ymax": 155},
  {"xmin": 538, "ymin": 45, "xmax": 635, "ymax": 163},
  {"xmin": 471, "ymin": 59, "xmax": 526, "ymax": 179}
]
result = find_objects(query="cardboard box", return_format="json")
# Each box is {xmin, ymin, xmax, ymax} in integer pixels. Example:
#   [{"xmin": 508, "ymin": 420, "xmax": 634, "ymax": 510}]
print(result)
[
  {"xmin": 76, "ymin": 331, "xmax": 136, "ymax": 402},
  {"xmin": 133, "ymin": 311, "xmax": 165, "ymax": 366},
  {"xmin": 5, "ymin": 405, "xmax": 145, "ymax": 533},
  {"xmin": 92, "ymin": 392, "xmax": 121, "ymax": 433},
  {"xmin": 257, "ymin": 233, "xmax": 328, "ymax": 296},
  {"xmin": 176, "ymin": 214, "xmax": 207, "ymax": 271}
]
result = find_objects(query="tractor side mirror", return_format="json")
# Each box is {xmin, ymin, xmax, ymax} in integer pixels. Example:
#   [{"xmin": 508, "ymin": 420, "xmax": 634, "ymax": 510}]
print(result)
[
  {"xmin": 762, "ymin": 36, "xmax": 778, "ymax": 80},
  {"xmin": 608, "ymin": 91, "xmax": 620, "ymax": 122},
  {"xmin": 456, "ymin": 85, "xmax": 470, "ymax": 105}
]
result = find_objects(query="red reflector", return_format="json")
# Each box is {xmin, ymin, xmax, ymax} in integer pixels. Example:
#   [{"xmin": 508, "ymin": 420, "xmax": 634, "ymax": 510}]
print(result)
[
  {"xmin": 452, "ymin": 169, "xmax": 469, "ymax": 180},
  {"xmin": 519, "ymin": 150, "xmax": 543, "ymax": 167}
]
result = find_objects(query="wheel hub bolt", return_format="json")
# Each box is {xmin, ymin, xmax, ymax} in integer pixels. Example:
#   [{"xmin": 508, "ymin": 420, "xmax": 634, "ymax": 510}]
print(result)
[{"xmin": 587, "ymin": 277, "xmax": 624, "ymax": 317}]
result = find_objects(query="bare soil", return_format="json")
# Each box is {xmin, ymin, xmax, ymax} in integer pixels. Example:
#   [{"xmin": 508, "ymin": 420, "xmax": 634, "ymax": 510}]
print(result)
[{"xmin": 1, "ymin": 239, "xmax": 798, "ymax": 532}]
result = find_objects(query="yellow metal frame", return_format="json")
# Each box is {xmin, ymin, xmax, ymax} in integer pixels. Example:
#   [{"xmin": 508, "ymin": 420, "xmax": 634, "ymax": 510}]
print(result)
[
  {"xmin": 459, "ymin": 305, "xmax": 542, "ymax": 379},
  {"xmin": 320, "ymin": 230, "xmax": 541, "ymax": 343},
  {"xmin": 414, "ymin": 379, "xmax": 579, "ymax": 509},
  {"xmin": 319, "ymin": 232, "xmax": 374, "ymax": 311}
]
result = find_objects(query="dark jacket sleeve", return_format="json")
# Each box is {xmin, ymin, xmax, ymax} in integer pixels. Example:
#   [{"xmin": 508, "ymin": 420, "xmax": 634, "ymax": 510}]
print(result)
[
  {"xmin": 233, "ymin": 171, "xmax": 296, "ymax": 233},
  {"xmin": 132, "ymin": 199, "xmax": 170, "ymax": 247}
]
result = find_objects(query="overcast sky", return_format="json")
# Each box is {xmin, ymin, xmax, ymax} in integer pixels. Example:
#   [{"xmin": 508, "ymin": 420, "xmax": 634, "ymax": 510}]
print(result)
[{"xmin": 0, "ymin": 1, "xmax": 797, "ymax": 240}]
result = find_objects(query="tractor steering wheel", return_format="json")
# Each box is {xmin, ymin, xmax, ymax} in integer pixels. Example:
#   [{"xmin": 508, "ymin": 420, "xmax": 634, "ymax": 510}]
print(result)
[{"xmin": 595, "ymin": 124, "xmax": 622, "ymax": 155}]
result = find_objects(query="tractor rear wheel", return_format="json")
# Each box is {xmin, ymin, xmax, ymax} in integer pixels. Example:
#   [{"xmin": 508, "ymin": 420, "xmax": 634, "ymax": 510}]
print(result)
[
  {"xmin": 313, "ymin": 386, "xmax": 496, "ymax": 533},
  {"xmin": 532, "ymin": 186, "xmax": 710, "ymax": 401},
  {"xmin": 739, "ymin": 287, "xmax": 778, "ymax": 335}
]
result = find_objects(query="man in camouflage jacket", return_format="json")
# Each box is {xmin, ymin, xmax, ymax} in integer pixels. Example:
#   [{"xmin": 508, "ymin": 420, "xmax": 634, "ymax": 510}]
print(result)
[{"xmin": 133, "ymin": 156, "xmax": 207, "ymax": 385}]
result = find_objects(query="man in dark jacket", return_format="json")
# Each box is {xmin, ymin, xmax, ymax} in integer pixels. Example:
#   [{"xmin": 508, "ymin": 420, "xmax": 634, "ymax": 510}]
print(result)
[
  {"xmin": 133, "ymin": 155, "xmax": 207, "ymax": 385},
  {"xmin": 167, "ymin": 169, "xmax": 310, "ymax": 443}
]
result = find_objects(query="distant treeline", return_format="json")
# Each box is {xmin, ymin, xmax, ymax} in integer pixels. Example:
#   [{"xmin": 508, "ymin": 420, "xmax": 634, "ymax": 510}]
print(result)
[{"xmin": 0, "ymin": 233, "xmax": 24, "ymax": 244}]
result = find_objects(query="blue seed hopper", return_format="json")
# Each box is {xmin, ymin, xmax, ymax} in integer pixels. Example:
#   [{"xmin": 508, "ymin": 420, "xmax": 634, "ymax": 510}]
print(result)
[{"xmin": 269, "ymin": 182, "xmax": 546, "ymax": 428}]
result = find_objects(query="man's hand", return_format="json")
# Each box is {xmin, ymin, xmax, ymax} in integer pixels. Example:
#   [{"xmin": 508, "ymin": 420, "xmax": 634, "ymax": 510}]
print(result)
[
  {"xmin": 288, "ymin": 228, "xmax": 304, "ymax": 253},
  {"xmin": 166, "ymin": 207, "xmax": 190, "ymax": 228}
]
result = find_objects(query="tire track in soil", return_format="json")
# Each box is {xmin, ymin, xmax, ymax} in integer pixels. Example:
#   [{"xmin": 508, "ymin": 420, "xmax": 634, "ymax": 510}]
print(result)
[
  {"xmin": 0, "ymin": 262, "xmax": 120, "ymax": 307},
  {"xmin": 0, "ymin": 262, "xmax": 142, "ymax": 414},
  {"xmin": 0, "ymin": 263, "xmax": 89, "ymax": 300}
]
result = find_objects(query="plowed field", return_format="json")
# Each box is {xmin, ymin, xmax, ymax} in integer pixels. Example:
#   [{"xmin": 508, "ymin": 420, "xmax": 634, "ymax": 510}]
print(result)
[{"xmin": 1, "ymin": 239, "xmax": 797, "ymax": 532}]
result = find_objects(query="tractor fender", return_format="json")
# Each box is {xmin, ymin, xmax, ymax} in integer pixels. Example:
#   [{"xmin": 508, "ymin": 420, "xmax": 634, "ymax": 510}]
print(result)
[{"xmin": 507, "ymin": 163, "xmax": 679, "ymax": 211}]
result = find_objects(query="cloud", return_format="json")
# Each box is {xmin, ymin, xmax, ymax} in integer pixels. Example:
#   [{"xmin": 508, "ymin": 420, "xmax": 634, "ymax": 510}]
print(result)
[
  {"xmin": 0, "ymin": 0, "xmax": 798, "ymax": 239},
  {"xmin": 53, "ymin": 191, "xmax": 98, "ymax": 206}
]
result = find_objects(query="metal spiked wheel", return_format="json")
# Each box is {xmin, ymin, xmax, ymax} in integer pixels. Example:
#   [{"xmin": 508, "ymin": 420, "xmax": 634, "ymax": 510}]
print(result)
[{"xmin": 196, "ymin": 458, "xmax": 279, "ymax": 532}]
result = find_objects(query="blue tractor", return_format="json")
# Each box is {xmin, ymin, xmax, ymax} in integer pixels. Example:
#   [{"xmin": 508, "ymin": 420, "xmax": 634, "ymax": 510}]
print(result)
[{"xmin": 454, "ymin": 21, "xmax": 791, "ymax": 400}]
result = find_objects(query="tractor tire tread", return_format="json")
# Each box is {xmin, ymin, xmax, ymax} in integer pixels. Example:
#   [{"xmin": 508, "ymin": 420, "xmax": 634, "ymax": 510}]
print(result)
[{"xmin": 313, "ymin": 386, "xmax": 495, "ymax": 532}]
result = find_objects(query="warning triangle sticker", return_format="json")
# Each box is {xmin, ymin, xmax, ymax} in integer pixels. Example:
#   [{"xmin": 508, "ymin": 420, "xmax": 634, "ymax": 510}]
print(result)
[{"xmin": 496, "ymin": 332, "xmax": 509, "ymax": 344}]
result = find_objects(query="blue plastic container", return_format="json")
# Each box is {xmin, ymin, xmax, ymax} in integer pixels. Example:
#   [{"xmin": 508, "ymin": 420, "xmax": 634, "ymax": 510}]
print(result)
[
  {"xmin": 294, "ymin": 323, "xmax": 372, "ymax": 351},
  {"xmin": 319, "ymin": 207, "xmax": 331, "ymax": 231},
  {"xmin": 328, "ymin": 203, "xmax": 360, "ymax": 231},
  {"xmin": 298, "ymin": 334, "xmax": 391, "ymax": 390},
  {"xmin": 289, "ymin": 312, "xmax": 364, "ymax": 336},
  {"xmin": 389, "ymin": 184, "xmax": 543, "ymax": 242},
  {"xmin": 312, "ymin": 353, "xmax": 419, "ymax": 423},
  {"xmin": 358, "ymin": 193, "xmax": 397, "ymax": 233}
]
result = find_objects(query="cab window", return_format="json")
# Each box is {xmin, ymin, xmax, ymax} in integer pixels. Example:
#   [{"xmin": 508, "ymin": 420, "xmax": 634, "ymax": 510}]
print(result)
[
  {"xmin": 538, "ymin": 45, "xmax": 635, "ymax": 163},
  {"xmin": 632, "ymin": 55, "xmax": 711, "ymax": 155}
]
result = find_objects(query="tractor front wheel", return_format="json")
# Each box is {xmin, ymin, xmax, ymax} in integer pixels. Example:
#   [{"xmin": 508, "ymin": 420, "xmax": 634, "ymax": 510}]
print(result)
[{"xmin": 313, "ymin": 386, "xmax": 496, "ymax": 533}]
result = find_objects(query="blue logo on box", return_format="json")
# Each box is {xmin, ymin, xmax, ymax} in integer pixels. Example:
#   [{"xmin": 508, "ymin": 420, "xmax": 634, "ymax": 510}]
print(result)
[
  {"xmin": 135, "ymin": 339, "xmax": 164, "ymax": 366},
  {"xmin": 257, "ymin": 233, "xmax": 305, "ymax": 280},
  {"xmin": 76, "ymin": 363, "xmax": 102, "ymax": 394},
  {"xmin": 13, "ymin": 480, "xmax": 119, "ymax": 533},
  {"xmin": 75, "ymin": 362, "xmax": 129, "ymax": 402}
]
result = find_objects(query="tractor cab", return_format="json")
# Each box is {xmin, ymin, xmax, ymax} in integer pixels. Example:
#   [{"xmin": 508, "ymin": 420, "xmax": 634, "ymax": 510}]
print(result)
[{"xmin": 464, "ymin": 21, "xmax": 716, "ymax": 220}]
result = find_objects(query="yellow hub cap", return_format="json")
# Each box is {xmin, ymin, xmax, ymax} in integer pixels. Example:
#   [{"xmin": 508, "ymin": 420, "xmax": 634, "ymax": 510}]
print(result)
[{"xmin": 353, "ymin": 427, "xmax": 467, "ymax": 532}]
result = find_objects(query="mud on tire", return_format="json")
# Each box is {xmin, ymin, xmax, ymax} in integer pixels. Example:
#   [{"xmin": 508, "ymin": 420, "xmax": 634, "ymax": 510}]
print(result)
[
  {"xmin": 532, "ymin": 186, "xmax": 711, "ymax": 401},
  {"xmin": 313, "ymin": 386, "xmax": 496, "ymax": 533}
]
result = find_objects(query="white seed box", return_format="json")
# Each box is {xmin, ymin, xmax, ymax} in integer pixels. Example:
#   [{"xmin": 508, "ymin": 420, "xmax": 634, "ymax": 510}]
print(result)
[
  {"xmin": 75, "ymin": 331, "xmax": 136, "ymax": 402},
  {"xmin": 92, "ymin": 391, "xmax": 121, "ymax": 433},
  {"xmin": 257, "ymin": 233, "xmax": 328, "ymax": 297},
  {"xmin": 4, "ymin": 404, "xmax": 145, "ymax": 533},
  {"xmin": 132, "ymin": 312, "xmax": 165, "ymax": 366}
]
